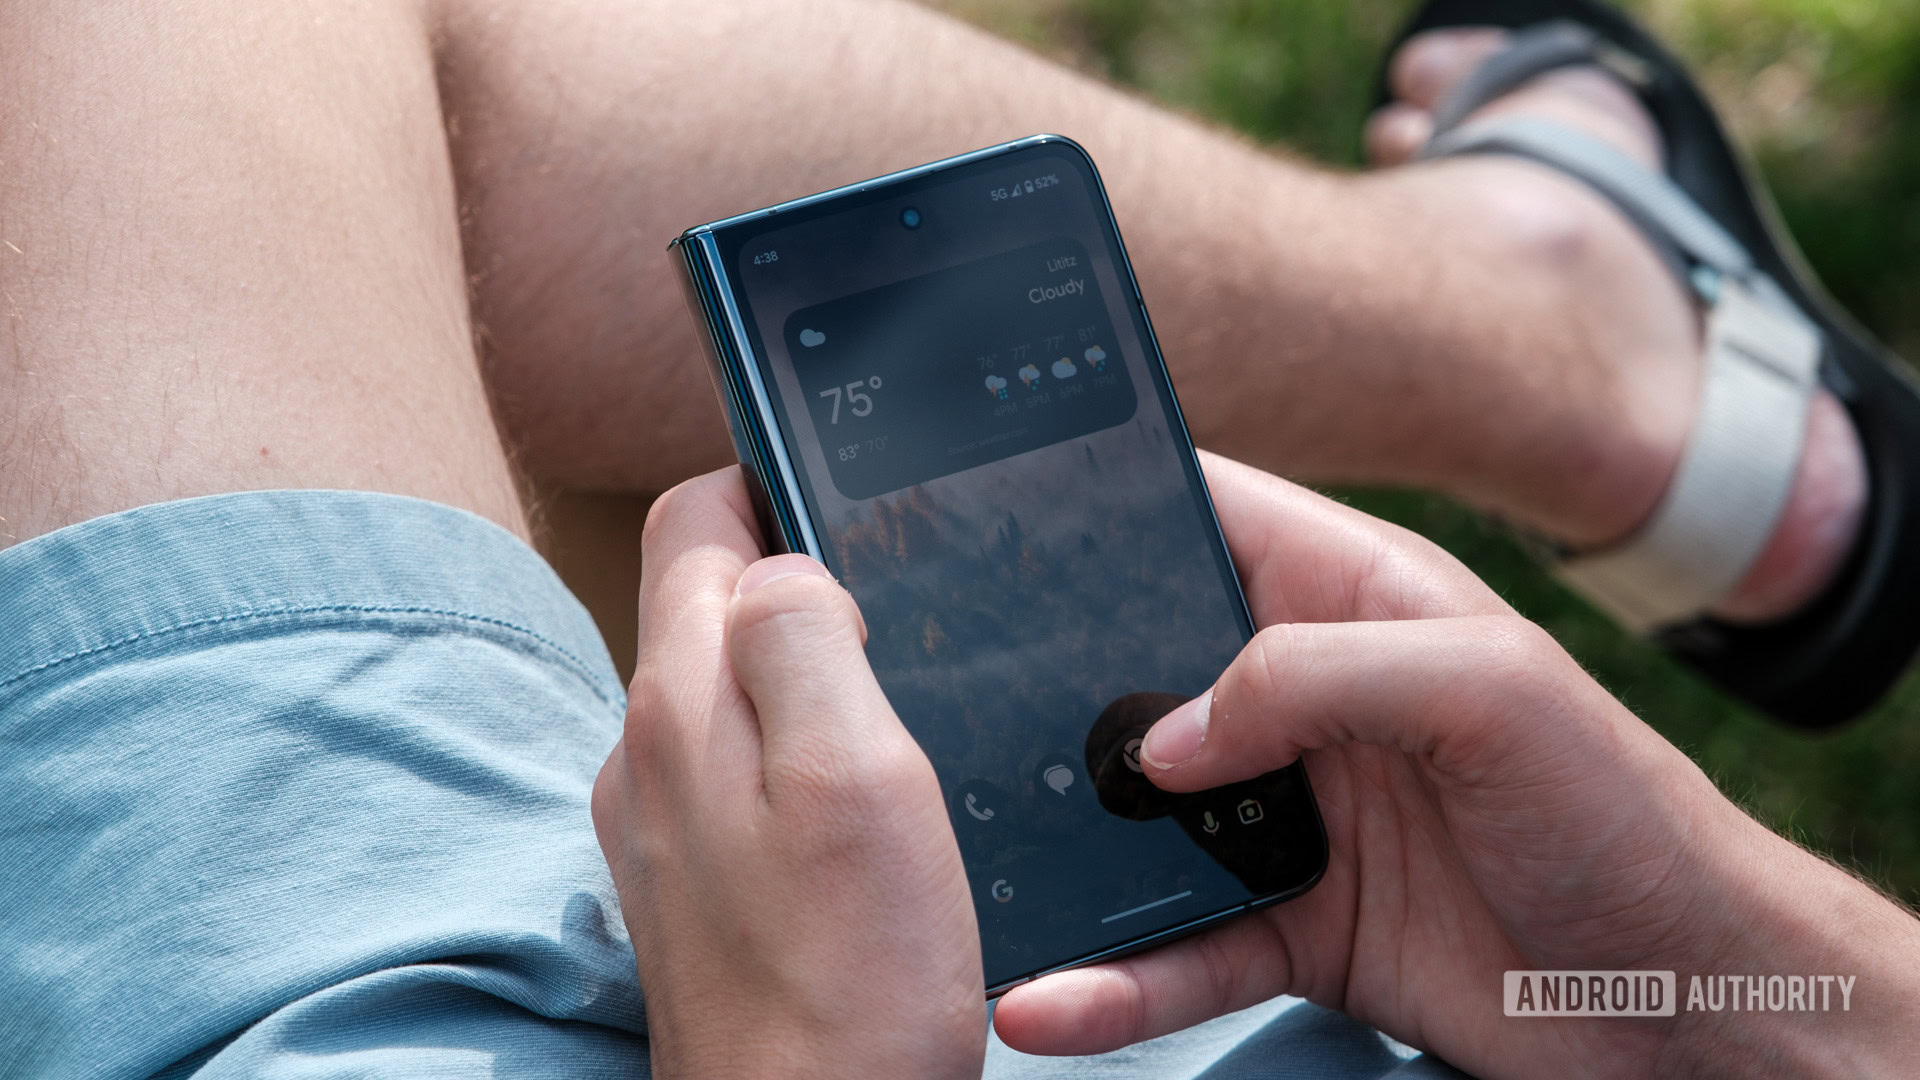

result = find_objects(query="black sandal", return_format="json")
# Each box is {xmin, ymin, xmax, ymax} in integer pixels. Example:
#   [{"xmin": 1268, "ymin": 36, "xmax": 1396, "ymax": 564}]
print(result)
[{"xmin": 1378, "ymin": 0, "xmax": 1920, "ymax": 728}]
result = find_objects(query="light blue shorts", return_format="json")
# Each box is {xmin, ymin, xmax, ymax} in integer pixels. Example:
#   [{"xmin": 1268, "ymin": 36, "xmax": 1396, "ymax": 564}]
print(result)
[{"xmin": 0, "ymin": 491, "xmax": 1462, "ymax": 1079}]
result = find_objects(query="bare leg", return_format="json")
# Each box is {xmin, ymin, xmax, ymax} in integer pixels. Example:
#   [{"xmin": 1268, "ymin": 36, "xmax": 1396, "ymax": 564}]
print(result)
[
  {"xmin": 0, "ymin": 1, "xmax": 522, "ymax": 545},
  {"xmin": 434, "ymin": 0, "xmax": 1859, "ymax": 656}
]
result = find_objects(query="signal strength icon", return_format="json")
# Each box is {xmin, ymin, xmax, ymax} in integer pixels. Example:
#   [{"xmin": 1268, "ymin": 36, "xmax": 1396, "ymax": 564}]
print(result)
[{"xmin": 1008, "ymin": 185, "xmax": 1022, "ymax": 198}]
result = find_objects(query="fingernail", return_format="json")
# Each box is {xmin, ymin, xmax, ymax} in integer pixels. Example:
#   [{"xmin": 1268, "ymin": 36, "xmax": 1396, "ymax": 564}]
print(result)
[
  {"xmin": 735, "ymin": 554, "xmax": 833, "ymax": 596},
  {"xmin": 1142, "ymin": 689, "xmax": 1211, "ymax": 770}
]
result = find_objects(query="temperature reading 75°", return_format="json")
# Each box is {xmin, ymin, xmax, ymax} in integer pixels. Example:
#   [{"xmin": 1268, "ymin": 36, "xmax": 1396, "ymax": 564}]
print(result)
[{"xmin": 819, "ymin": 377, "xmax": 883, "ymax": 424}]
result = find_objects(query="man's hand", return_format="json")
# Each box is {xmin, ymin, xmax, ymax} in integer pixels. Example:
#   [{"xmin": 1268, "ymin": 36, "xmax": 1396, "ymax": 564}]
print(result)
[
  {"xmin": 993, "ymin": 452, "xmax": 1920, "ymax": 1079},
  {"xmin": 591, "ymin": 470, "xmax": 985, "ymax": 1079}
]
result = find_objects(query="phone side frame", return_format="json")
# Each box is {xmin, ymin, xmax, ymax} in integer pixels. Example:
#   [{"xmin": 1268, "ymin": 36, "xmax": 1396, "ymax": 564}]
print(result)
[{"xmin": 670, "ymin": 230, "xmax": 820, "ymax": 559}]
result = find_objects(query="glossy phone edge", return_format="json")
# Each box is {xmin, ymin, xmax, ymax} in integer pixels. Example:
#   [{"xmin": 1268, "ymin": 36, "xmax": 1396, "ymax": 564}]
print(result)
[
  {"xmin": 668, "ymin": 134, "xmax": 1330, "ymax": 995},
  {"xmin": 671, "ymin": 229, "xmax": 818, "ymax": 557},
  {"xmin": 675, "ymin": 134, "xmax": 1071, "ymax": 243},
  {"xmin": 983, "ymin": 862, "xmax": 1327, "ymax": 999}
]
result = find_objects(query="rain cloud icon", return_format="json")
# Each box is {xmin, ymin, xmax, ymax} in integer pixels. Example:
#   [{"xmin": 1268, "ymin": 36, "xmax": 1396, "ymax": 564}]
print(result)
[
  {"xmin": 1051, "ymin": 357, "xmax": 1078, "ymax": 380},
  {"xmin": 1018, "ymin": 363, "xmax": 1042, "ymax": 388},
  {"xmin": 984, "ymin": 374, "xmax": 1009, "ymax": 399},
  {"xmin": 1084, "ymin": 344, "xmax": 1107, "ymax": 370}
]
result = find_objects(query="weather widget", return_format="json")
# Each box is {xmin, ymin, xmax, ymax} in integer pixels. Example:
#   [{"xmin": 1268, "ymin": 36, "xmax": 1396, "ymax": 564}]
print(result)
[{"xmin": 783, "ymin": 237, "xmax": 1138, "ymax": 500}]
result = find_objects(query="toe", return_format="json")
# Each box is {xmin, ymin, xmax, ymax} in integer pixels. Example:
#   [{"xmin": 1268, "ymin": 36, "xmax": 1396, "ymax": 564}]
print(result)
[
  {"xmin": 1365, "ymin": 103, "xmax": 1435, "ymax": 165},
  {"xmin": 1389, "ymin": 28, "xmax": 1511, "ymax": 109},
  {"xmin": 1379, "ymin": 26, "xmax": 1663, "ymax": 169}
]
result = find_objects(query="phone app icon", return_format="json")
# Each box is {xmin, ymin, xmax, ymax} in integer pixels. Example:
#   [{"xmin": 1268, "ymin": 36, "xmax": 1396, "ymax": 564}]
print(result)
[
  {"xmin": 956, "ymin": 779, "xmax": 1009, "ymax": 827},
  {"xmin": 990, "ymin": 879, "xmax": 1015, "ymax": 903}
]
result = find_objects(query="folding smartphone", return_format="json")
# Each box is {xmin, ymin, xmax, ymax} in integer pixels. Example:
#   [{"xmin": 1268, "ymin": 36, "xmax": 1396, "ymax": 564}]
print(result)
[{"xmin": 671, "ymin": 135, "xmax": 1327, "ymax": 995}]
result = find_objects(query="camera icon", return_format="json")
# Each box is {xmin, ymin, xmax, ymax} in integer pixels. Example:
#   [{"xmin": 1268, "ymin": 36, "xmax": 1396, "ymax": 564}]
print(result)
[{"xmin": 1236, "ymin": 798, "xmax": 1264, "ymax": 826}]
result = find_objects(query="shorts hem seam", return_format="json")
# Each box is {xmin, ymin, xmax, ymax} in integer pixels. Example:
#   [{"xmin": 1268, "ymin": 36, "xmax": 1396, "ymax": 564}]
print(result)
[{"xmin": 0, "ymin": 603, "xmax": 622, "ymax": 706}]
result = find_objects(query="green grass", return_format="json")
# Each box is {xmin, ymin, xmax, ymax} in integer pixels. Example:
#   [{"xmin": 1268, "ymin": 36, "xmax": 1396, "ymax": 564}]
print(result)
[{"xmin": 928, "ymin": 0, "xmax": 1920, "ymax": 902}]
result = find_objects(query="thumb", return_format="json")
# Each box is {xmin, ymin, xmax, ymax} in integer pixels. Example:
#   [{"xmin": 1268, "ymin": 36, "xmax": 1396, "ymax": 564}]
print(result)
[
  {"xmin": 725, "ymin": 554, "xmax": 910, "ymax": 785},
  {"xmin": 1140, "ymin": 615, "xmax": 1590, "ymax": 792}
]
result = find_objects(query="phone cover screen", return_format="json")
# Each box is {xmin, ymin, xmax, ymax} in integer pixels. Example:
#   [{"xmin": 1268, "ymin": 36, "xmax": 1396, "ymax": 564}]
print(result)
[{"xmin": 713, "ymin": 142, "xmax": 1325, "ymax": 990}]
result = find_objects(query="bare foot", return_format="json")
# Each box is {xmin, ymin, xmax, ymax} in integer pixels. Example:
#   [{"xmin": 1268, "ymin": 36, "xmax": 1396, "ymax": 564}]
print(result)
[{"xmin": 1366, "ymin": 28, "xmax": 1866, "ymax": 624}]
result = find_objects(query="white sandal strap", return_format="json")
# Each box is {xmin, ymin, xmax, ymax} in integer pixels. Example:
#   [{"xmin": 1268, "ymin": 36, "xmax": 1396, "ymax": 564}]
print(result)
[
  {"xmin": 1558, "ymin": 278, "xmax": 1822, "ymax": 630},
  {"xmin": 1425, "ymin": 117, "xmax": 1825, "ymax": 630}
]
